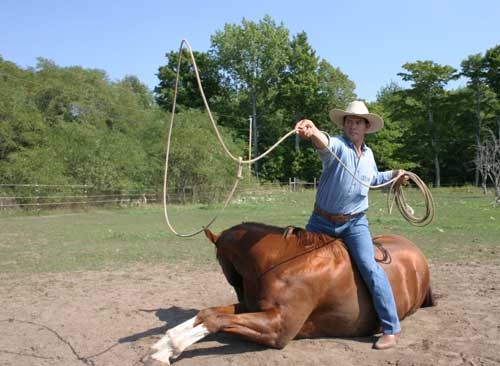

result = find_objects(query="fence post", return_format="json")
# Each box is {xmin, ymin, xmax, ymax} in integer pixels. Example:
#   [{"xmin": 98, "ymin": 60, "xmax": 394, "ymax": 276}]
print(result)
[
  {"xmin": 35, "ymin": 183, "xmax": 39, "ymax": 209},
  {"xmin": 314, "ymin": 177, "xmax": 317, "ymax": 193},
  {"xmin": 84, "ymin": 183, "xmax": 88, "ymax": 206}
]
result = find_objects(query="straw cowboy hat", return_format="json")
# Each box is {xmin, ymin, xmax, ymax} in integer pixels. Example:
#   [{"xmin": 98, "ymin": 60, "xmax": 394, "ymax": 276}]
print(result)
[{"xmin": 329, "ymin": 100, "xmax": 384, "ymax": 134}]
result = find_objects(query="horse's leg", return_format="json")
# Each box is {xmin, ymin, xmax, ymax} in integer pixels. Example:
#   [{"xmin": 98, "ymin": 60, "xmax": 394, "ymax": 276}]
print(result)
[
  {"xmin": 151, "ymin": 303, "xmax": 310, "ymax": 364},
  {"xmin": 201, "ymin": 305, "xmax": 311, "ymax": 349},
  {"xmin": 150, "ymin": 316, "xmax": 196, "ymax": 351},
  {"xmin": 151, "ymin": 322, "xmax": 209, "ymax": 364},
  {"xmin": 150, "ymin": 304, "xmax": 242, "ymax": 364},
  {"xmin": 152, "ymin": 304, "xmax": 242, "ymax": 350}
]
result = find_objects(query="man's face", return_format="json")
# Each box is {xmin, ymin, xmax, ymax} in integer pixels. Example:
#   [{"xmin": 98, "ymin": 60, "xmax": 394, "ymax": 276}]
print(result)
[{"xmin": 343, "ymin": 115, "xmax": 369, "ymax": 145}]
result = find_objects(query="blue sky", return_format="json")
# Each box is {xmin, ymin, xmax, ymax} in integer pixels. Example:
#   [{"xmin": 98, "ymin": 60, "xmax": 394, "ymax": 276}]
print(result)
[{"xmin": 1, "ymin": 0, "xmax": 499, "ymax": 102}]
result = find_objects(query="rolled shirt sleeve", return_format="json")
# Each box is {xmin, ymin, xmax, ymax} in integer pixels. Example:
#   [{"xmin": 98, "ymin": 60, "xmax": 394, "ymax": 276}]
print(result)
[
  {"xmin": 317, "ymin": 132, "xmax": 342, "ymax": 164},
  {"xmin": 371, "ymin": 162, "xmax": 393, "ymax": 186}
]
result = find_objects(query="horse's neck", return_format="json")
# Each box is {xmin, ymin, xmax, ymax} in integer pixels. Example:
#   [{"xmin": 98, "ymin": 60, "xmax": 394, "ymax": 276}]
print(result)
[
  {"xmin": 249, "ymin": 233, "xmax": 291, "ymax": 274},
  {"xmin": 245, "ymin": 232, "xmax": 325, "ymax": 276},
  {"xmin": 225, "ymin": 226, "xmax": 340, "ymax": 277}
]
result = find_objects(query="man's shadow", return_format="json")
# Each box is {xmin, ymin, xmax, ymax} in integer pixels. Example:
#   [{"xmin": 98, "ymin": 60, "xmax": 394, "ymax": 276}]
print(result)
[{"xmin": 119, "ymin": 306, "xmax": 266, "ymax": 362}]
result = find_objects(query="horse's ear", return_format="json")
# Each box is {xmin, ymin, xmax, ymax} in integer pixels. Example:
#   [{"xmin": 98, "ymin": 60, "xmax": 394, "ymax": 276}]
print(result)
[{"xmin": 204, "ymin": 228, "xmax": 219, "ymax": 245}]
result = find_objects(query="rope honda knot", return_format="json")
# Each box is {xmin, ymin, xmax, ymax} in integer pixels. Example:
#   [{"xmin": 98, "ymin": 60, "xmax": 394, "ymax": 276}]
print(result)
[{"xmin": 236, "ymin": 157, "xmax": 243, "ymax": 180}]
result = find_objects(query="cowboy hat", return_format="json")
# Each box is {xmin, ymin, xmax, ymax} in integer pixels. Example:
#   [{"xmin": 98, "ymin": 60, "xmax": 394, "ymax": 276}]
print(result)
[{"xmin": 329, "ymin": 100, "xmax": 384, "ymax": 134}]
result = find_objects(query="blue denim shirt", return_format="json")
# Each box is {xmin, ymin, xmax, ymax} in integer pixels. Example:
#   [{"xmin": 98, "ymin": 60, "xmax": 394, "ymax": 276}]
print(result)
[{"xmin": 314, "ymin": 134, "xmax": 393, "ymax": 215}]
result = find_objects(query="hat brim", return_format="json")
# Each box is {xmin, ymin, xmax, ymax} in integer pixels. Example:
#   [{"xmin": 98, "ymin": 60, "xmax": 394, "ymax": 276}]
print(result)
[{"xmin": 329, "ymin": 109, "xmax": 384, "ymax": 134}]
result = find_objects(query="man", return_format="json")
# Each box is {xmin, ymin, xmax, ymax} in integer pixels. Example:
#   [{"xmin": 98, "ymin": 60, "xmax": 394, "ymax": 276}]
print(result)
[{"xmin": 295, "ymin": 100, "xmax": 407, "ymax": 350}]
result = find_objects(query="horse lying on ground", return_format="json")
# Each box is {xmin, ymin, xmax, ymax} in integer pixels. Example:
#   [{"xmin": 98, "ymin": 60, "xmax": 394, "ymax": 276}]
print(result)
[{"xmin": 150, "ymin": 222, "xmax": 434, "ymax": 364}]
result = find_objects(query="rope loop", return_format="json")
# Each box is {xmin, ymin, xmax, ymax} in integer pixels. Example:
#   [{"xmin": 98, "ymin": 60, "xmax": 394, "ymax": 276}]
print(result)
[{"xmin": 162, "ymin": 39, "xmax": 435, "ymax": 237}]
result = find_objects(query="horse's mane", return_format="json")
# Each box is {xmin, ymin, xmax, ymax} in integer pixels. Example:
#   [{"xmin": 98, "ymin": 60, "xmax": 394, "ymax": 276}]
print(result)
[
  {"xmin": 240, "ymin": 222, "xmax": 287, "ymax": 235},
  {"xmin": 240, "ymin": 222, "xmax": 345, "ymax": 252}
]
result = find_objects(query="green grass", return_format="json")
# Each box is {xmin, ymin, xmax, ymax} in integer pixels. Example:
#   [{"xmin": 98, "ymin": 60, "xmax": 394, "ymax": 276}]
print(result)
[{"xmin": 0, "ymin": 187, "xmax": 499, "ymax": 272}]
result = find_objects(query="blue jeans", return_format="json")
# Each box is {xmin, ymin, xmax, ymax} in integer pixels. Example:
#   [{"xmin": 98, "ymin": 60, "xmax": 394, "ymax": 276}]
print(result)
[{"xmin": 306, "ymin": 212, "xmax": 401, "ymax": 335}]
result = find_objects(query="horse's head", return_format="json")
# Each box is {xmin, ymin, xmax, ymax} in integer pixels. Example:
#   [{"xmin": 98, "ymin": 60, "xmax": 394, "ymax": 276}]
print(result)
[{"xmin": 204, "ymin": 226, "xmax": 247, "ymax": 302}]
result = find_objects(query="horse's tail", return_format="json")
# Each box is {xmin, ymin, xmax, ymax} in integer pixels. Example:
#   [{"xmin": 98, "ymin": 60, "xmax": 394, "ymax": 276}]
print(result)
[{"xmin": 421, "ymin": 285, "xmax": 436, "ymax": 307}]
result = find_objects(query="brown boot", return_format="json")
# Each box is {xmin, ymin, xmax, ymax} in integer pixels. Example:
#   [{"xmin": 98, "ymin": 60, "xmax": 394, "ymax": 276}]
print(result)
[{"xmin": 373, "ymin": 333, "xmax": 400, "ymax": 350}]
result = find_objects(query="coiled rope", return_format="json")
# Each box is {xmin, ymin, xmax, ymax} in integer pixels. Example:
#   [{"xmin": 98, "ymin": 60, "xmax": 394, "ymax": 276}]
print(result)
[{"xmin": 163, "ymin": 39, "xmax": 434, "ymax": 237}]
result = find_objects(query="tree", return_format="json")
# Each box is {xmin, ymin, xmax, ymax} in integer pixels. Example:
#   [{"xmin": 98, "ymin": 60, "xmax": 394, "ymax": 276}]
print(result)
[
  {"xmin": 317, "ymin": 60, "xmax": 356, "ymax": 121},
  {"xmin": 398, "ymin": 61, "xmax": 458, "ymax": 187},
  {"xmin": 210, "ymin": 15, "xmax": 290, "ymax": 177},
  {"xmin": 276, "ymin": 32, "xmax": 320, "ymax": 151},
  {"xmin": 483, "ymin": 45, "xmax": 500, "ymax": 100},
  {"xmin": 154, "ymin": 18, "xmax": 357, "ymax": 182},
  {"xmin": 163, "ymin": 109, "xmax": 245, "ymax": 201},
  {"xmin": 155, "ymin": 49, "xmax": 224, "ymax": 112},
  {"xmin": 368, "ymin": 84, "xmax": 415, "ymax": 171},
  {"xmin": 461, "ymin": 53, "xmax": 488, "ymax": 185},
  {"xmin": 0, "ymin": 57, "xmax": 46, "ymax": 161},
  {"xmin": 118, "ymin": 75, "xmax": 154, "ymax": 108},
  {"xmin": 478, "ymin": 127, "xmax": 500, "ymax": 196},
  {"xmin": 0, "ymin": 57, "xmax": 176, "ymax": 198}
]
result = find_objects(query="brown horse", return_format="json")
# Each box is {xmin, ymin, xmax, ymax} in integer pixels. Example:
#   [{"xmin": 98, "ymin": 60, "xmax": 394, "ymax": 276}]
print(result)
[{"xmin": 151, "ymin": 222, "xmax": 434, "ymax": 364}]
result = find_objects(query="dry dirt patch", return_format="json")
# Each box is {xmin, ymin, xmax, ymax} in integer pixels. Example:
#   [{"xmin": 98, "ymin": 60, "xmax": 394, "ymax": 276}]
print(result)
[{"xmin": 1, "ymin": 263, "xmax": 499, "ymax": 366}]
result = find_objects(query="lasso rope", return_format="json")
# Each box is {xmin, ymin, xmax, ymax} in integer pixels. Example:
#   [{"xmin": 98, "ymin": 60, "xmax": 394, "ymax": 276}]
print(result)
[{"xmin": 163, "ymin": 39, "xmax": 434, "ymax": 237}]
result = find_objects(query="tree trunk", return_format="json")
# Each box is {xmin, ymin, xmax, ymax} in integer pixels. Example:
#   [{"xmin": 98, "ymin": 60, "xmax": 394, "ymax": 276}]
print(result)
[
  {"xmin": 251, "ymin": 92, "xmax": 259, "ymax": 178},
  {"xmin": 434, "ymin": 152, "xmax": 441, "ymax": 188},
  {"xmin": 428, "ymin": 100, "xmax": 440, "ymax": 188},
  {"xmin": 474, "ymin": 84, "xmax": 482, "ymax": 186},
  {"xmin": 294, "ymin": 109, "xmax": 302, "ymax": 152}
]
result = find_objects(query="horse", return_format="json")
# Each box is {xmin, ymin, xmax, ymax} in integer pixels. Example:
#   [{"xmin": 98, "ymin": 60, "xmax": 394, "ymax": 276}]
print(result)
[{"xmin": 150, "ymin": 222, "xmax": 434, "ymax": 364}]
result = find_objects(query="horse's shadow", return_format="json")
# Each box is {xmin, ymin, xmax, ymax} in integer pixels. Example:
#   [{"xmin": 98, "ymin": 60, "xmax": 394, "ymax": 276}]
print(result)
[
  {"xmin": 119, "ymin": 306, "xmax": 267, "ymax": 361},
  {"xmin": 120, "ymin": 306, "xmax": 378, "ymax": 363}
]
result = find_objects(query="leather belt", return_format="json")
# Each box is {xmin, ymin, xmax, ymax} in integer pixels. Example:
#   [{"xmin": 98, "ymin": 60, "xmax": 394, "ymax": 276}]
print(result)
[{"xmin": 314, "ymin": 204, "xmax": 364, "ymax": 223}]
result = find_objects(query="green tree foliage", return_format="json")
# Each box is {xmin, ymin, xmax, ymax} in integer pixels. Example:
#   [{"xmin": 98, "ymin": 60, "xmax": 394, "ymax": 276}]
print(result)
[
  {"xmin": 0, "ymin": 58, "xmax": 242, "ymax": 199},
  {"xmin": 156, "ymin": 16, "xmax": 357, "ymax": 182},
  {"xmin": 365, "ymin": 85, "xmax": 413, "ymax": 172},
  {"xmin": 163, "ymin": 109, "xmax": 245, "ymax": 196},
  {"xmin": 3, "ymin": 19, "xmax": 499, "ymax": 195},
  {"xmin": 155, "ymin": 49, "xmax": 224, "ymax": 112},
  {"xmin": 397, "ymin": 61, "xmax": 458, "ymax": 187},
  {"xmin": 461, "ymin": 53, "xmax": 489, "ymax": 185},
  {"xmin": 483, "ymin": 45, "xmax": 500, "ymax": 99},
  {"xmin": 277, "ymin": 32, "xmax": 320, "ymax": 123},
  {"xmin": 0, "ymin": 57, "xmax": 46, "ymax": 160},
  {"xmin": 211, "ymin": 15, "xmax": 290, "ymax": 177},
  {"xmin": 316, "ymin": 60, "xmax": 356, "ymax": 126}
]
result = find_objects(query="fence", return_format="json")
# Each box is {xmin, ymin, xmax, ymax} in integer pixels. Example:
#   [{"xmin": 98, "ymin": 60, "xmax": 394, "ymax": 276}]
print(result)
[
  {"xmin": 0, "ymin": 184, "xmax": 156, "ymax": 210},
  {"xmin": 1, "ymin": 180, "xmax": 496, "ymax": 211},
  {"xmin": 0, "ymin": 180, "xmax": 318, "ymax": 211}
]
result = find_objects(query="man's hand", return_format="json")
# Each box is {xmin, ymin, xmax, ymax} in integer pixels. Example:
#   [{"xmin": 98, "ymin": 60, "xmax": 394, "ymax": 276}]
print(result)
[
  {"xmin": 393, "ymin": 169, "xmax": 410, "ymax": 185},
  {"xmin": 295, "ymin": 119, "xmax": 329, "ymax": 150},
  {"xmin": 295, "ymin": 119, "xmax": 318, "ymax": 140}
]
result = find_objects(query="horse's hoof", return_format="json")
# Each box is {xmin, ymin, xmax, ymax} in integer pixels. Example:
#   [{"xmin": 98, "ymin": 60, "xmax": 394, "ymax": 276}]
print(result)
[{"xmin": 151, "ymin": 348, "xmax": 173, "ymax": 364}]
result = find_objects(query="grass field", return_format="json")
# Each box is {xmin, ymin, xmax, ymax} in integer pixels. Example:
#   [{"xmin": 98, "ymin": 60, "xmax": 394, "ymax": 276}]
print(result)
[{"xmin": 1, "ymin": 187, "xmax": 499, "ymax": 272}]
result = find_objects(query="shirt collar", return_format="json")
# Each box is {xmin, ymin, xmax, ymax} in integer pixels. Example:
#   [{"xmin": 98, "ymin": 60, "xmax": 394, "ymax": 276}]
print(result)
[{"xmin": 341, "ymin": 135, "xmax": 367, "ymax": 153}]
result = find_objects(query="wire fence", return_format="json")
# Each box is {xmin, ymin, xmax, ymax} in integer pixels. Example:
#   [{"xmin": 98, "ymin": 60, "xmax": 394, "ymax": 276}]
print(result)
[
  {"xmin": 1, "ymin": 179, "xmax": 496, "ymax": 211},
  {"xmin": 0, "ymin": 184, "xmax": 154, "ymax": 210},
  {"xmin": 0, "ymin": 180, "xmax": 319, "ymax": 211}
]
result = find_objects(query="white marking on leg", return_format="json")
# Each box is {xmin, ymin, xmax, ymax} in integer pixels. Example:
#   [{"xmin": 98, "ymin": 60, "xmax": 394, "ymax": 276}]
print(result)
[
  {"xmin": 151, "ymin": 316, "xmax": 197, "ymax": 350},
  {"xmin": 173, "ymin": 324, "xmax": 210, "ymax": 354},
  {"xmin": 151, "ymin": 324, "xmax": 210, "ymax": 364},
  {"xmin": 151, "ymin": 346, "xmax": 173, "ymax": 364}
]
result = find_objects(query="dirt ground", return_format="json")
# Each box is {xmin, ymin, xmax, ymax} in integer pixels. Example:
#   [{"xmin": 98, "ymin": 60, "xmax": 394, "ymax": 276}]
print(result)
[{"xmin": 1, "ymin": 263, "xmax": 499, "ymax": 366}]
